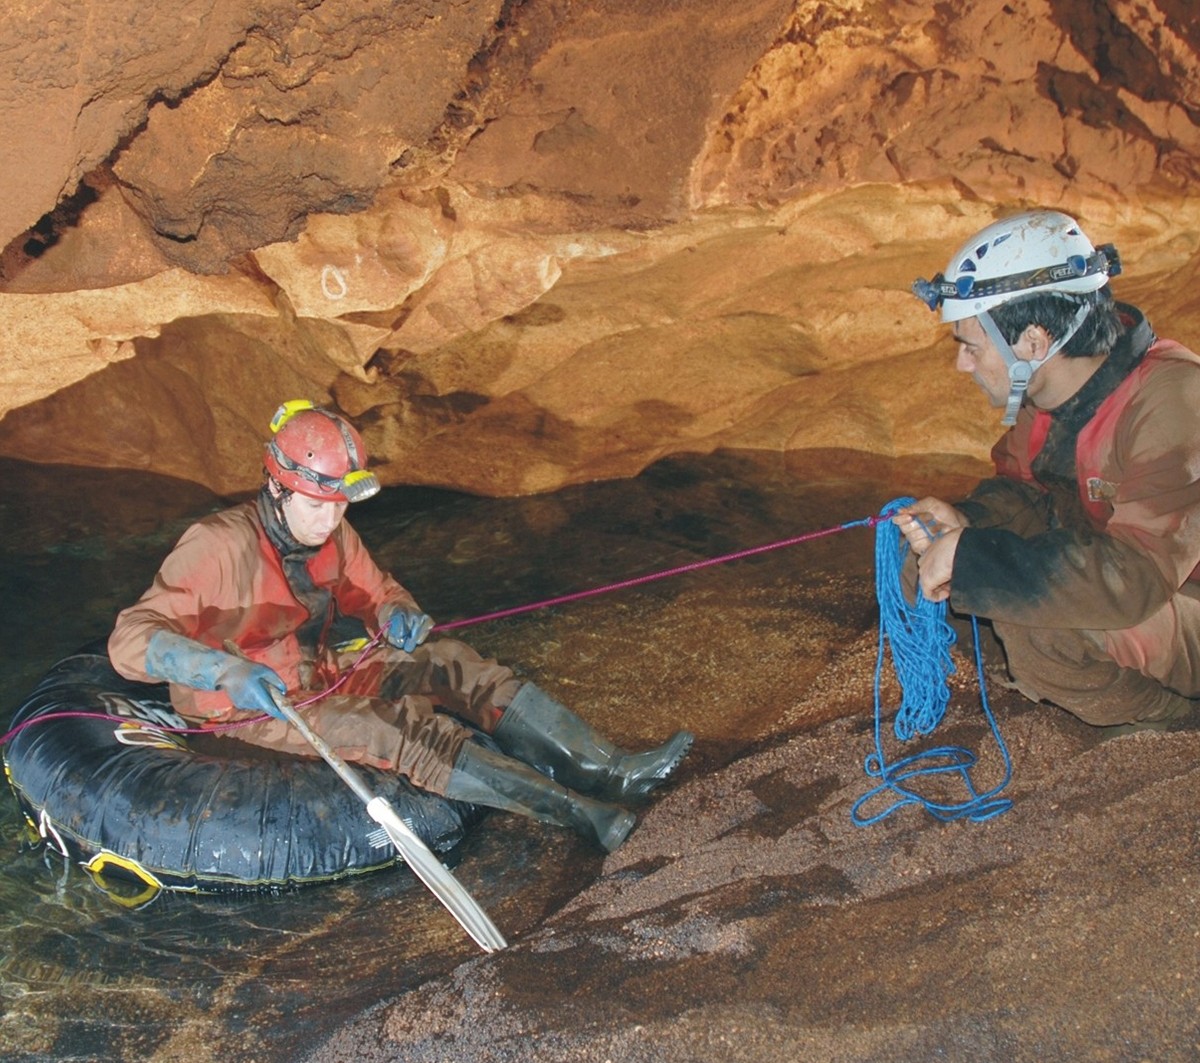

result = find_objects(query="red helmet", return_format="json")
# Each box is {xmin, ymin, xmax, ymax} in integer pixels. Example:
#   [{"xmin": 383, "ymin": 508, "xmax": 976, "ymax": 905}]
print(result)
[{"xmin": 263, "ymin": 400, "xmax": 381, "ymax": 503}]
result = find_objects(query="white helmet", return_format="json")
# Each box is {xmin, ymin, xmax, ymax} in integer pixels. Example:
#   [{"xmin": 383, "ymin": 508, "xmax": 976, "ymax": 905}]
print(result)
[
  {"xmin": 913, "ymin": 210, "xmax": 1121, "ymax": 323},
  {"xmin": 911, "ymin": 210, "xmax": 1121, "ymax": 425}
]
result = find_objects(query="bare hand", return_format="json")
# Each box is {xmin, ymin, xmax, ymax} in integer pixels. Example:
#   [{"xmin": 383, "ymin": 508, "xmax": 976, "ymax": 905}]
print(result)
[
  {"xmin": 915, "ymin": 526, "xmax": 963, "ymax": 602},
  {"xmin": 892, "ymin": 497, "xmax": 970, "ymax": 557}
]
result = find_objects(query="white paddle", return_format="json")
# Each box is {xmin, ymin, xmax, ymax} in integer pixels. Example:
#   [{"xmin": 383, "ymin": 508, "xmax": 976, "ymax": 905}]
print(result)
[{"xmin": 269, "ymin": 688, "xmax": 507, "ymax": 953}]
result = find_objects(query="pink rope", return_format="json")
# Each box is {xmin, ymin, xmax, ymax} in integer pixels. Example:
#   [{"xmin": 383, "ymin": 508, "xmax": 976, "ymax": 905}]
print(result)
[
  {"xmin": 1, "ymin": 514, "xmax": 881, "ymax": 746},
  {"xmin": 433, "ymin": 514, "xmax": 882, "ymax": 630},
  {"xmin": 0, "ymin": 709, "xmax": 259, "ymax": 746}
]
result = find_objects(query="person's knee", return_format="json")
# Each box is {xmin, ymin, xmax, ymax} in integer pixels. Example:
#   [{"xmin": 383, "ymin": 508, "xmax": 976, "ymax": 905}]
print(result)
[
  {"xmin": 994, "ymin": 621, "xmax": 1189, "ymax": 727},
  {"xmin": 994, "ymin": 623, "xmax": 1096, "ymax": 694}
]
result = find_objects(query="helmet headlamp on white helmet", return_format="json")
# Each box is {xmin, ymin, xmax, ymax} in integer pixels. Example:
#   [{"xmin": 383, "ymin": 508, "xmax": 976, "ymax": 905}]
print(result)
[{"xmin": 912, "ymin": 211, "xmax": 1122, "ymax": 425}]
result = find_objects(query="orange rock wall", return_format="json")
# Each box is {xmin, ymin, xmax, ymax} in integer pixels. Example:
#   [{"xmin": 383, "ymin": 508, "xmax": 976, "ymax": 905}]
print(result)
[{"xmin": 0, "ymin": 0, "xmax": 1197, "ymax": 496}]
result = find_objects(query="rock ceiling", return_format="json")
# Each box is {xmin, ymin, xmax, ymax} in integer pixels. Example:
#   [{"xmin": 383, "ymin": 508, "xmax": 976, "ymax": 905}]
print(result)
[{"xmin": 0, "ymin": 0, "xmax": 1197, "ymax": 496}]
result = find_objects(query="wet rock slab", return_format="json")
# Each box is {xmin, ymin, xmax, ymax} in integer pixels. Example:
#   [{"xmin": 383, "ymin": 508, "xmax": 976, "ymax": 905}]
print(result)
[{"xmin": 311, "ymin": 680, "xmax": 1200, "ymax": 1063}]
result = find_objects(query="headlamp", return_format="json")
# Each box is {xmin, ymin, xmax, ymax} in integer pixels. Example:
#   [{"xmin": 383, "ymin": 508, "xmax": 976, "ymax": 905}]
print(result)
[
  {"xmin": 266, "ymin": 440, "xmax": 381, "ymax": 502},
  {"xmin": 340, "ymin": 469, "xmax": 382, "ymax": 503},
  {"xmin": 912, "ymin": 244, "xmax": 1121, "ymax": 312}
]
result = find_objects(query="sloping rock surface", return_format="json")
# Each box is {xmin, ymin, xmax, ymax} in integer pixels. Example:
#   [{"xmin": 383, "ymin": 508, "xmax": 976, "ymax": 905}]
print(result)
[{"xmin": 312, "ymin": 686, "xmax": 1200, "ymax": 1063}]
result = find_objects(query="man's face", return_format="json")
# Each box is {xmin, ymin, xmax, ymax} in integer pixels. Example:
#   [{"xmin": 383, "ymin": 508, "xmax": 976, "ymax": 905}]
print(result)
[
  {"xmin": 952, "ymin": 315, "xmax": 1027, "ymax": 408},
  {"xmin": 281, "ymin": 491, "xmax": 348, "ymax": 547}
]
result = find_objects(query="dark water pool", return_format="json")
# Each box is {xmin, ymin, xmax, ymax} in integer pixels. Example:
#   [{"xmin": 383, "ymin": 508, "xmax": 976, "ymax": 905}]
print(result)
[{"xmin": 0, "ymin": 448, "xmax": 978, "ymax": 1061}]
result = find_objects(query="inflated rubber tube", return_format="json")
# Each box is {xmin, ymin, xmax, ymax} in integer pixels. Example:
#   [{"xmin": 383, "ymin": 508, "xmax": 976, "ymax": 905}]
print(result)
[{"xmin": 3, "ymin": 647, "xmax": 483, "ymax": 897}]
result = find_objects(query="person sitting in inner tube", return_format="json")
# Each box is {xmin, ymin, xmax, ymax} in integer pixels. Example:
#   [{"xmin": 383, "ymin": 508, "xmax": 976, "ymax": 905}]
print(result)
[{"xmin": 108, "ymin": 400, "xmax": 693, "ymax": 852}]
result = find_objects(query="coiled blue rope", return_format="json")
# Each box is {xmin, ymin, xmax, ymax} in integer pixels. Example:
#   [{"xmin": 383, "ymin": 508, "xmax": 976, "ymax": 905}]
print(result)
[{"xmin": 851, "ymin": 497, "xmax": 1013, "ymax": 826}]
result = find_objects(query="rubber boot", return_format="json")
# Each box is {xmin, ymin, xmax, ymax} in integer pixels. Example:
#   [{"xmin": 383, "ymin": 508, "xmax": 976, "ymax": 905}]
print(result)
[
  {"xmin": 493, "ymin": 683, "xmax": 694, "ymax": 804},
  {"xmin": 444, "ymin": 741, "xmax": 636, "ymax": 853}
]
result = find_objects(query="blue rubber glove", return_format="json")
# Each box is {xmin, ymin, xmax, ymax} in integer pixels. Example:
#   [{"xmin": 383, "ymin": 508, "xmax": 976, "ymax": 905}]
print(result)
[
  {"xmin": 214, "ymin": 659, "xmax": 288, "ymax": 718},
  {"xmin": 144, "ymin": 631, "xmax": 288, "ymax": 719},
  {"xmin": 380, "ymin": 604, "xmax": 434, "ymax": 653}
]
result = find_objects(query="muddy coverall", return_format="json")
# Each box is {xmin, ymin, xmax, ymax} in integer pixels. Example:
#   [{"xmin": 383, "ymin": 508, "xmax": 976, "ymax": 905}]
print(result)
[
  {"xmin": 947, "ymin": 305, "xmax": 1200, "ymax": 726},
  {"xmin": 108, "ymin": 501, "xmax": 521, "ymax": 794}
]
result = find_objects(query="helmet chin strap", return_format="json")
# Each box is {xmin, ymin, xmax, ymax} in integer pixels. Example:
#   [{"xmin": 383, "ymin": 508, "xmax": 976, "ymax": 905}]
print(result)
[{"xmin": 977, "ymin": 302, "xmax": 1092, "ymax": 426}]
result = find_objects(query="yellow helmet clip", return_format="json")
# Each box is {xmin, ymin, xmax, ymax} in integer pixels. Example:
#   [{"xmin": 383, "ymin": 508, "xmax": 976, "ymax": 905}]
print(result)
[{"xmin": 269, "ymin": 399, "xmax": 316, "ymax": 434}]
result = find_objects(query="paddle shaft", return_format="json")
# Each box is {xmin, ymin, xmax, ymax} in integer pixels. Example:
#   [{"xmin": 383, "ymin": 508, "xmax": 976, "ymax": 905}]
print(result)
[
  {"xmin": 275, "ymin": 696, "xmax": 378, "ymax": 805},
  {"xmin": 266, "ymin": 687, "xmax": 507, "ymax": 952}
]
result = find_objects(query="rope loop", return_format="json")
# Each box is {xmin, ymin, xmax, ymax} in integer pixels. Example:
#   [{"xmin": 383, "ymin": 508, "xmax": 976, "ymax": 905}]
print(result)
[{"xmin": 851, "ymin": 497, "xmax": 1013, "ymax": 827}]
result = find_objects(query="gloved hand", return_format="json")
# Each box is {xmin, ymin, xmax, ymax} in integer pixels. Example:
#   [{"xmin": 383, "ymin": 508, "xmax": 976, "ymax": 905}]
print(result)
[
  {"xmin": 214, "ymin": 658, "xmax": 288, "ymax": 718},
  {"xmin": 145, "ymin": 630, "xmax": 288, "ymax": 719},
  {"xmin": 380, "ymin": 604, "xmax": 434, "ymax": 653}
]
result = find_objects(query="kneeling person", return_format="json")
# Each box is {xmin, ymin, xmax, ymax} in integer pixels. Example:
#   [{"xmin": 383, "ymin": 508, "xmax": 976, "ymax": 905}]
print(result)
[{"xmin": 899, "ymin": 210, "xmax": 1200, "ymax": 731}]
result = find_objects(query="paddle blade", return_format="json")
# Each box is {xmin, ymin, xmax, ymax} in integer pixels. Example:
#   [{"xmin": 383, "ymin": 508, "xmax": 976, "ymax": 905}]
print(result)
[{"xmin": 366, "ymin": 797, "xmax": 508, "ymax": 953}]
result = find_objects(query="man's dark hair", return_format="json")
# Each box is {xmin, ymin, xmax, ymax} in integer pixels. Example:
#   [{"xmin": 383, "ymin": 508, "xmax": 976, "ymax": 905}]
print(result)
[{"xmin": 989, "ymin": 285, "xmax": 1124, "ymax": 358}]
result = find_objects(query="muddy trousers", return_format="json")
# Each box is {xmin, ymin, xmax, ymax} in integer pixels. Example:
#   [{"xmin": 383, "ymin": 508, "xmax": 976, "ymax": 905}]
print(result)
[
  {"xmin": 218, "ymin": 638, "xmax": 523, "ymax": 794},
  {"xmin": 979, "ymin": 589, "xmax": 1200, "ymax": 727}
]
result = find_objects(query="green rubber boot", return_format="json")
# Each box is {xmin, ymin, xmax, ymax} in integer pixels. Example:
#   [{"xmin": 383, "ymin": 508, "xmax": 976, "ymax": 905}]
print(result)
[
  {"xmin": 444, "ymin": 741, "xmax": 636, "ymax": 853},
  {"xmin": 493, "ymin": 683, "xmax": 694, "ymax": 804}
]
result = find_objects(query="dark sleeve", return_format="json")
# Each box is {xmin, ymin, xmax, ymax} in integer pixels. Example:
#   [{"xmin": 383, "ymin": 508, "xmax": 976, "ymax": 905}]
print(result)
[
  {"xmin": 950, "ymin": 523, "xmax": 1170, "ymax": 629},
  {"xmin": 955, "ymin": 476, "xmax": 1052, "ymax": 537},
  {"xmin": 951, "ymin": 357, "xmax": 1200, "ymax": 629}
]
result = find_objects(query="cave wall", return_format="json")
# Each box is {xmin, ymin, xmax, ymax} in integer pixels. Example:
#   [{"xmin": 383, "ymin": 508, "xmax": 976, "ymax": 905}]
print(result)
[{"xmin": 1, "ymin": 0, "xmax": 1197, "ymax": 496}]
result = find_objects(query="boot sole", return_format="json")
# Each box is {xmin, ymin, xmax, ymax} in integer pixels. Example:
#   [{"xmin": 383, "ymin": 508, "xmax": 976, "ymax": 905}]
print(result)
[{"xmin": 606, "ymin": 730, "xmax": 695, "ymax": 804}]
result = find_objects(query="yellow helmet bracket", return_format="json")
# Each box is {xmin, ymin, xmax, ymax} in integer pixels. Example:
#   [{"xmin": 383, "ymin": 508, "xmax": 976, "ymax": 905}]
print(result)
[{"xmin": 269, "ymin": 399, "xmax": 317, "ymax": 434}]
